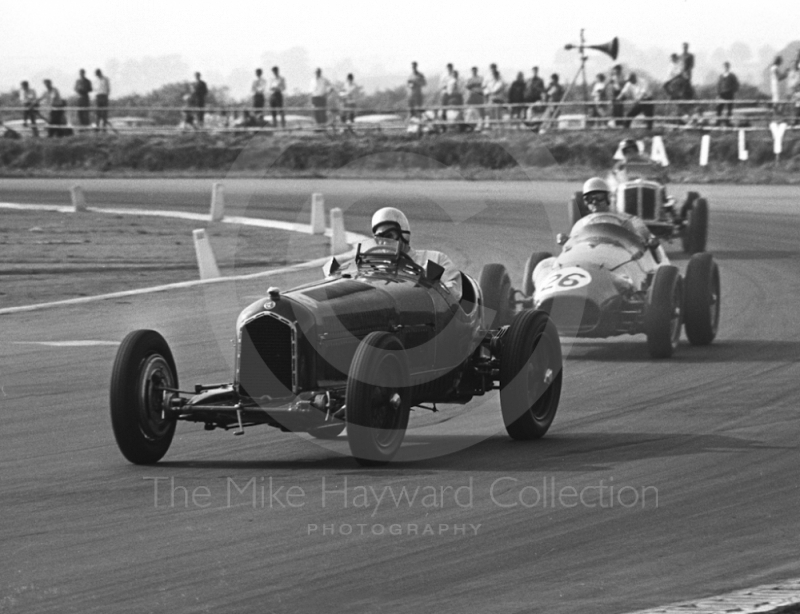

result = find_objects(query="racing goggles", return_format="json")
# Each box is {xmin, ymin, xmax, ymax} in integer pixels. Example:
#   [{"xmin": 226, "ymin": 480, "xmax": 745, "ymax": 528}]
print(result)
[
  {"xmin": 583, "ymin": 192, "xmax": 610, "ymax": 206},
  {"xmin": 374, "ymin": 224, "xmax": 405, "ymax": 242}
]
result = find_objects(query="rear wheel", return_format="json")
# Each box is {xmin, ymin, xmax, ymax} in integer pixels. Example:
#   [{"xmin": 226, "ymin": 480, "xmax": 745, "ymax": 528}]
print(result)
[
  {"xmin": 480, "ymin": 263, "xmax": 515, "ymax": 328},
  {"xmin": 499, "ymin": 310, "xmax": 562, "ymax": 440},
  {"xmin": 645, "ymin": 266, "xmax": 683, "ymax": 358},
  {"xmin": 345, "ymin": 332, "xmax": 410, "ymax": 466},
  {"xmin": 110, "ymin": 330, "xmax": 178, "ymax": 464},
  {"xmin": 682, "ymin": 196, "xmax": 708, "ymax": 254},
  {"xmin": 684, "ymin": 252, "xmax": 720, "ymax": 345},
  {"xmin": 522, "ymin": 252, "xmax": 553, "ymax": 297}
]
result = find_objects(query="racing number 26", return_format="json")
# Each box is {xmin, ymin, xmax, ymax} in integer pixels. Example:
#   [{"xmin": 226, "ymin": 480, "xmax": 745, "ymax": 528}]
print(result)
[{"xmin": 540, "ymin": 268, "xmax": 592, "ymax": 293}]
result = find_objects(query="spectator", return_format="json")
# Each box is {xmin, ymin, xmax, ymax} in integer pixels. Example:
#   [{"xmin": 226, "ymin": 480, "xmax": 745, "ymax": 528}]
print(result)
[
  {"xmin": 716, "ymin": 61, "xmax": 739, "ymax": 127},
  {"xmin": 38, "ymin": 79, "xmax": 67, "ymax": 137},
  {"xmin": 268, "ymin": 66, "xmax": 286, "ymax": 128},
  {"xmin": 590, "ymin": 73, "xmax": 608, "ymax": 125},
  {"xmin": 310, "ymin": 68, "xmax": 333, "ymax": 126},
  {"xmin": 440, "ymin": 63, "xmax": 454, "ymax": 122},
  {"xmin": 181, "ymin": 85, "xmax": 196, "ymax": 130},
  {"xmin": 525, "ymin": 66, "xmax": 545, "ymax": 104},
  {"xmin": 618, "ymin": 72, "xmax": 655, "ymax": 130},
  {"xmin": 508, "ymin": 72, "xmax": 526, "ymax": 124},
  {"xmin": 483, "ymin": 64, "xmax": 506, "ymax": 122},
  {"xmin": 788, "ymin": 56, "xmax": 800, "ymax": 126},
  {"xmin": 94, "ymin": 69, "xmax": 110, "ymax": 132},
  {"xmin": 680, "ymin": 42, "xmax": 695, "ymax": 86},
  {"xmin": 543, "ymin": 73, "xmax": 564, "ymax": 123},
  {"xmin": 465, "ymin": 66, "xmax": 485, "ymax": 121},
  {"xmin": 252, "ymin": 68, "xmax": 266, "ymax": 121},
  {"xmin": 609, "ymin": 64, "xmax": 625, "ymax": 127},
  {"xmin": 192, "ymin": 72, "xmax": 208, "ymax": 126},
  {"xmin": 340, "ymin": 73, "xmax": 359, "ymax": 125},
  {"xmin": 407, "ymin": 61, "xmax": 427, "ymax": 118},
  {"xmin": 770, "ymin": 56, "xmax": 787, "ymax": 114},
  {"xmin": 74, "ymin": 69, "xmax": 92, "ymax": 128},
  {"xmin": 19, "ymin": 81, "xmax": 39, "ymax": 137},
  {"xmin": 441, "ymin": 67, "xmax": 462, "ymax": 128}
]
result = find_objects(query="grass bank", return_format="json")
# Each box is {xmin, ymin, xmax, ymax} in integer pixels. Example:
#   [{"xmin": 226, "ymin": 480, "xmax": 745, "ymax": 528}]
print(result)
[{"xmin": 1, "ymin": 131, "xmax": 799, "ymax": 183}]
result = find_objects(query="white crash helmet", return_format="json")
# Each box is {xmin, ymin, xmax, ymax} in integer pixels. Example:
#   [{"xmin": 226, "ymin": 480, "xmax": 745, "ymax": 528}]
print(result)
[
  {"xmin": 371, "ymin": 207, "xmax": 411, "ymax": 244},
  {"xmin": 582, "ymin": 177, "xmax": 612, "ymax": 213},
  {"xmin": 582, "ymin": 177, "xmax": 610, "ymax": 196}
]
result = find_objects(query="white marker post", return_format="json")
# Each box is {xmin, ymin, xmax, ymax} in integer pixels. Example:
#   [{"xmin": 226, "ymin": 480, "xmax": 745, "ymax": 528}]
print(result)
[
  {"xmin": 310, "ymin": 193, "xmax": 325, "ymax": 234},
  {"xmin": 738, "ymin": 129, "xmax": 749, "ymax": 161},
  {"xmin": 330, "ymin": 208, "xmax": 348, "ymax": 256},
  {"xmin": 699, "ymin": 134, "xmax": 711, "ymax": 167},
  {"xmin": 650, "ymin": 136, "xmax": 669, "ymax": 166},
  {"xmin": 70, "ymin": 184, "xmax": 87, "ymax": 212},
  {"xmin": 193, "ymin": 229, "xmax": 221, "ymax": 280},
  {"xmin": 210, "ymin": 182, "xmax": 225, "ymax": 222},
  {"xmin": 769, "ymin": 122, "xmax": 788, "ymax": 160}
]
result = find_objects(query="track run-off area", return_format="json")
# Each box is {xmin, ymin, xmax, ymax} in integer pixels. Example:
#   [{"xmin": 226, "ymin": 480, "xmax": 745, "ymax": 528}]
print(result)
[{"xmin": 1, "ymin": 177, "xmax": 799, "ymax": 613}]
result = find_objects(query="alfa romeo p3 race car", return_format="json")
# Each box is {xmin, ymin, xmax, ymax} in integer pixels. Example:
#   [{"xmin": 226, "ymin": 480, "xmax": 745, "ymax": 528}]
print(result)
[
  {"xmin": 110, "ymin": 238, "xmax": 562, "ymax": 466},
  {"xmin": 521, "ymin": 211, "xmax": 721, "ymax": 358}
]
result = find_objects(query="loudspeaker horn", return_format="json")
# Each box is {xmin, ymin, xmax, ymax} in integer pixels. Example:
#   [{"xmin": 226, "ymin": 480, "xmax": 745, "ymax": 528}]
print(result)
[{"xmin": 588, "ymin": 37, "xmax": 619, "ymax": 60}]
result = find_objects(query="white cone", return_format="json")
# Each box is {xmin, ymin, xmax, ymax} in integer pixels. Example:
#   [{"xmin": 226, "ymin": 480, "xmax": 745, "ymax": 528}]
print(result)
[
  {"xmin": 330, "ymin": 208, "xmax": 348, "ymax": 256},
  {"xmin": 738, "ymin": 129, "xmax": 749, "ymax": 161},
  {"xmin": 193, "ymin": 229, "xmax": 221, "ymax": 279},
  {"xmin": 70, "ymin": 185, "xmax": 87, "ymax": 212},
  {"xmin": 699, "ymin": 134, "xmax": 710, "ymax": 167},
  {"xmin": 310, "ymin": 193, "xmax": 325, "ymax": 234},
  {"xmin": 210, "ymin": 183, "xmax": 225, "ymax": 222}
]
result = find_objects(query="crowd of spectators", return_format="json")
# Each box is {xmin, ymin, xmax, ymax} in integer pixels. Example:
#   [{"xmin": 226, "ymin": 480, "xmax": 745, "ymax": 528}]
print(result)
[{"xmin": 9, "ymin": 44, "xmax": 800, "ymax": 137}]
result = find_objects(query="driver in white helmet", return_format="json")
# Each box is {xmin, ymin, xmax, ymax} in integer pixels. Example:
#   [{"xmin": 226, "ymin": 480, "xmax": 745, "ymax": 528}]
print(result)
[
  {"xmin": 371, "ymin": 206, "xmax": 462, "ymax": 300},
  {"xmin": 613, "ymin": 138, "xmax": 668, "ymax": 183},
  {"xmin": 578, "ymin": 177, "xmax": 667, "ymax": 263}
]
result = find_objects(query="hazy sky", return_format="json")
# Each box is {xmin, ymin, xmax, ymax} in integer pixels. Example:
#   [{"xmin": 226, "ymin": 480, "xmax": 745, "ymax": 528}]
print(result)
[{"xmin": 2, "ymin": 0, "xmax": 795, "ymax": 95}]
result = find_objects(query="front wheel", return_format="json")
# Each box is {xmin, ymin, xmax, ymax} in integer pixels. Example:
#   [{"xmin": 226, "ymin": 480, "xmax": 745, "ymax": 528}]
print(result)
[
  {"xmin": 645, "ymin": 266, "xmax": 683, "ymax": 358},
  {"xmin": 499, "ymin": 310, "xmax": 563, "ymax": 440},
  {"xmin": 684, "ymin": 252, "xmax": 720, "ymax": 345},
  {"xmin": 479, "ymin": 263, "xmax": 515, "ymax": 328},
  {"xmin": 109, "ymin": 330, "xmax": 178, "ymax": 464},
  {"xmin": 346, "ymin": 332, "xmax": 410, "ymax": 466},
  {"xmin": 682, "ymin": 197, "xmax": 709, "ymax": 254},
  {"xmin": 522, "ymin": 252, "xmax": 553, "ymax": 297}
]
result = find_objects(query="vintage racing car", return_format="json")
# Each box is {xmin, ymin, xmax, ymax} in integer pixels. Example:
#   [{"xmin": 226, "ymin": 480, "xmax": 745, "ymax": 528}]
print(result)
[
  {"xmin": 521, "ymin": 212, "xmax": 720, "ymax": 358},
  {"xmin": 569, "ymin": 179, "xmax": 709, "ymax": 254},
  {"xmin": 110, "ymin": 238, "xmax": 563, "ymax": 466}
]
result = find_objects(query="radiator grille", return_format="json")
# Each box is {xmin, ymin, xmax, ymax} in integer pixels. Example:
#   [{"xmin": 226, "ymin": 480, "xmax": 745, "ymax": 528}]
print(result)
[
  {"xmin": 623, "ymin": 186, "xmax": 656, "ymax": 219},
  {"xmin": 238, "ymin": 314, "xmax": 295, "ymax": 399}
]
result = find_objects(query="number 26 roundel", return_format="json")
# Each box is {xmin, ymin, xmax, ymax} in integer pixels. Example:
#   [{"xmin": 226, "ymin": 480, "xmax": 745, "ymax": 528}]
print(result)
[{"xmin": 538, "ymin": 267, "xmax": 592, "ymax": 294}]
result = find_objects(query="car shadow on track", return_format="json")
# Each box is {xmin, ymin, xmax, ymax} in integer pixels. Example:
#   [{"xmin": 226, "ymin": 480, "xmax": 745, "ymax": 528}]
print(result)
[{"xmin": 564, "ymin": 339, "xmax": 800, "ymax": 363}]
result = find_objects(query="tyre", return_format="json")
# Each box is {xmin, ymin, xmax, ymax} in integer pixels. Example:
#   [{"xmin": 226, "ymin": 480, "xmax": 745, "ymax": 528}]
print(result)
[
  {"xmin": 683, "ymin": 252, "xmax": 720, "ymax": 345},
  {"xmin": 109, "ymin": 330, "xmax": 178, "ymax": 464},
  {"xmin": 522, "ymin": 252, "xmax": 553, "ymax": 297},
  {"xmin": 682, "ymin": 196, "xmax": 708, "ymax": 254},
  {"xmin": 569, "ymin": 191, "xmax": 587, "ymax": 228},
  {"xmin": 479, "ymin": 263, "xmax": 515, "ymax": 328},
  {"xmin": 645, "ymin": 266, "xmax": 683, "ymax": 358},
  {"xmin": 308, "ymin": 422, "xmax": 346, "ymax": 439},
  {"xmin": 345, "ymin": 332, "xmax": 410, "ymax": 466},
  {"xmin": 499, "ymin": 310, "xmax": 563, "ymax": 440}
]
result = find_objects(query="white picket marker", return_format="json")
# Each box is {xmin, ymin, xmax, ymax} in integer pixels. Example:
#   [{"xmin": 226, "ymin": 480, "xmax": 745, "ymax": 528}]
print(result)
[
  {"xmin": 769, "ymin": 121, "xmax": 788, "ymax": 158},
  {"xmin": 193, "ymin": 229, "xmax": 221, "ymax": 280},
  {"xmin": 310, "ymin": 193, "xmax": 325, "ymax": 235},
  {"xmin": 650, "ymin": 136, "xmax": 669, "ymax": 166},
  {"xmin": 330, "ymin": 208, "xmax": 348, "ymax": 256},
  {"xmin": 70, "ymin": 184, "xmax": 87, "ymax": 212},
  {"xmin": 738, "ymin": 129, "xmax": 749, "ymax": 161},
  {"xmin": 699, "ymin": 134, "xmax": 711, "ymax": 166},
  {"xmin": 210, "ymin": 182, "xmax": 225, "ymax": 222}
]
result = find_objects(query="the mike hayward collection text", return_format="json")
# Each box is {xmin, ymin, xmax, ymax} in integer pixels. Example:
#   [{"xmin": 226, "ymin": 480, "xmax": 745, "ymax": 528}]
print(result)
[{"xmin": 144, "ymin": 476, "xmax": 658, "ymax": 512}]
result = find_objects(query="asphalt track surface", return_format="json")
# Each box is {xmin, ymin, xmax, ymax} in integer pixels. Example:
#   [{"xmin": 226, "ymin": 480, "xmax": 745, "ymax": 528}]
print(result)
[{"xmin": 1, "ymin": 178, "xmax": 799, "ymax": 613}]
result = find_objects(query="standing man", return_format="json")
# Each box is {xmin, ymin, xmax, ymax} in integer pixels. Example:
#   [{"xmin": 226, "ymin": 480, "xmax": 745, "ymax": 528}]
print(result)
[
  {"xmin": 192, "ymin": 72, "xmax": 208, "ymax": 127},
  {"xmin": 407, "ymin": 61, "xmax": 427, "ymax": 118},
  {"xmin": 465, "ymin": 66, "xmax": 485, "ymax": 122},
  {"xmin": 440, "ymin": 63, "xmax": 455, "ymax": 122},
  {"xmin": 340, "ymin": 73, "xmax": 359, "ymax": 126},
  {"xmin": 252, "ymin": 68, "xmax": 267, "ymax": 122},
  {"xmin": 508, "ymin": 72, "xmax": 526, "ymax": 125},
  {"xmin": 716, "ymin": 62, "xmax": 739, "ymax": 127},
  {"xmin": 74, "ymin": 69, "xmax": 93, "ymax": 129},
  {"xmin": 484, "ymin": 64, "xmax": 506, "ymax": 123},
  {"xmin": 609, "ymin": 64, "xmax": 625, "ymax": 127},
  {"xmin": 39, "ymin": 79, "xmax": 66, "ymax": 137},
  {"xmin": 94, "ymin": 69, "xmax": 111, "ymax": 132},
  {"xmin": 680, "ymin": 43, "xmax": 695, "ymax": 87},
  {"xmin": 310, "ymin": 68, "xmax": 333, "ymax": 126},
  {"xmin": 770, "ymin": 56, "xmax": 787, "ymax": 115},
  {"xmin": 590, "ymin": 73, "xmax": 608, "ymax": 126},
  {"xmin": 268, "ymin": 66, "xmax": 286, "ymax": 128},
  {"xmin": 618, "ymin": 72, "xmax": 655, "ymax": 131},
  {"xmin": 19, "ymin": 81, "xmax": 39, "ymax": 136},
  {"xmin": 525, "ymin": 66, "xmax": 545, "ymax": 104}
]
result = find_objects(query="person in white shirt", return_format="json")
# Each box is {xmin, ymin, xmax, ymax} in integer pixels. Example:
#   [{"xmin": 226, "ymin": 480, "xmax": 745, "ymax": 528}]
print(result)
[
  {"xmin": 770, "ymin": 56, "xmax": 787, "ymax": 114},
  {"xmin": 483, "ymin": 64, "xmax": 506, "ymax": 122},
  {"xmin": 370, "ymin": 207, "xmax": 462, "ymax": 301},
  {"xmin": 590, "ymin": 73, "xmax": 608, "ymax": 125},
  {"xmin": 617, "ymin": 72, "xmax": 655, "ymax": 130},
  {"xmin": 310, "ymin": 68, "xmax": 333, "ymax": 126},
  {"xmin": 38, "ymin": 79, "xmax": 67, "ymax": 137},
  {"xmin": 268, "ymin": 66, "xmax": 287, "ymax": 128},
  {"xmin": 252, "ymin": 68, "xmax": 267, "ymax": 121},
  {"xmin": 19, "ymin": 81, "xmax": 39, "ymax": 136},
  {"xmin": 94, "ymin": 69, "xmax": 111, "ymax": 131},
  {"xmin": 340, "ymin": 74, "xmax": 359, "ymax": 125}
]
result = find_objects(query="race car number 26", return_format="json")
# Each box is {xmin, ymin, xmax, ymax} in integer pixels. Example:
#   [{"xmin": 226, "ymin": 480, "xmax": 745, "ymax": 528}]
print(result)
[{"xmin": 540, "ymin": 267, "xmax": 592, "ymax": 293}]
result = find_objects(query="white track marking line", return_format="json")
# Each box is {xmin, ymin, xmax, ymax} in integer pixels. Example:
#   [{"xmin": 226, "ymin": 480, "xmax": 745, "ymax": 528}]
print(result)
[
  {"xmin": 0, "ymin": 202, "xmax": 369, "ymax": 316},
  {"xmin": 624, "ymin": 578, "xmax": 800, "ymax": 614},
  {"xmin": 11, "ymin": 341, "xmax": 120, "ymax": 347}
]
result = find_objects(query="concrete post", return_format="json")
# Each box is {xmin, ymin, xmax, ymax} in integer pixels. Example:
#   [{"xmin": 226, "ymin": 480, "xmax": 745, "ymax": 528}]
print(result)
[{"xmin": 193, "ymin": 228, "xmax": 221, "ymax": 279}]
